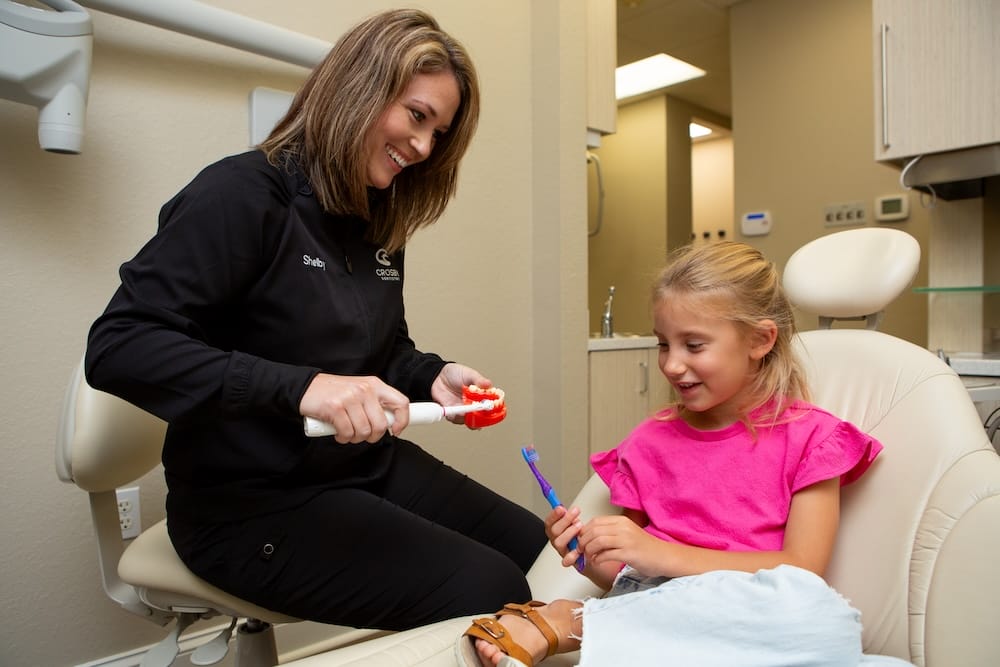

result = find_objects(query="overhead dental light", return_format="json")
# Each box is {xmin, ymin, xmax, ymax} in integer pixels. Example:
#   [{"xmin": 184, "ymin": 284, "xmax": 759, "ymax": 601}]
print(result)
[
  {"xmin": 0, "ymin": 0, "xmax": 93, "ymax": 154},
  {"xmin": 615, "ymin": 53, "xmax": 705, "ymax": 101}
]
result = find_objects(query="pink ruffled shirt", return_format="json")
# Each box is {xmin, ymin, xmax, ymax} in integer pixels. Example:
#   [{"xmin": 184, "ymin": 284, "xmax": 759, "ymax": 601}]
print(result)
[{"xmin": 589, "ymin": 401, "xmax": 882, "ymax": 552}]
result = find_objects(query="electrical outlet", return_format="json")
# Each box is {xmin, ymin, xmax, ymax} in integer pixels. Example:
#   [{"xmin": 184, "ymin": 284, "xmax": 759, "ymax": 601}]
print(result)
[
  {"xmin": 823, "ymin": 201, "xmax": 868, "ymax": 227},
  {"xmin": 116, "ymin": 486, "xmax": 141, "ymax": 540}
]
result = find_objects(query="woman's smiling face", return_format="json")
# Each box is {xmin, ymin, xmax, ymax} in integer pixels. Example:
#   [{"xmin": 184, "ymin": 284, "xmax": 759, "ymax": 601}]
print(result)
[{"xmin": 365, "ymin": 70, "xmax": 461, "ymax": 189}]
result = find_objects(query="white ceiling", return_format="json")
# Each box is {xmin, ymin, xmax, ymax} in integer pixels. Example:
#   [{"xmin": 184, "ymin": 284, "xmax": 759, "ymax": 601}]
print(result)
[{"xmin": 616, "ymin": 0, "xmax": 740, "ymax": 119}]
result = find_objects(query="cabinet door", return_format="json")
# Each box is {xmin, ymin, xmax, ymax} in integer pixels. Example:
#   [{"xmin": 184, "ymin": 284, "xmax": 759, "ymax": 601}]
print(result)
[
  {"xmin": 873, "ymin": 0, "xmax": 999, "ymax": 161},
  {"xmin": 645, "ymin": 348, "xmax": 673, "ymax": 417},
  {"xmin": 586, "ymin": 0, "xmax": 617, "ymax": 136},
  {"xmin": 589, "ymin": 348, "xmax": 660, "ymax": 455}
]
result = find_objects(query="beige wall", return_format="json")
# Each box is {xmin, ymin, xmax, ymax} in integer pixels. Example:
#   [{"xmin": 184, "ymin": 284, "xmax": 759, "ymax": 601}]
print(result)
[
  {"xmin": 588, "ymin": 86, "xmax": 732, "ymax": 335},
  {"xmin": 0, "ymin": 1, "xmax": 589, "ymax": 665},
  {"xmin": 587, "ymin": 95, "xmax": 668, "ymax": 336},
  {"xmin": 591, "ymin": 0, "xmax": 962, "ymax": 346},
  {"xmin": 692, "ymin": 135, "xmax": 735, "ymax": 245},
  {"xmin": 730, "ymin": 0, "xmax": 931, "ymax": 344}
]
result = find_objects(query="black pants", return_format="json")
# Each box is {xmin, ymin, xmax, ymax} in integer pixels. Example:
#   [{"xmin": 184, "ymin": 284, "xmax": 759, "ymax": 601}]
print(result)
[{"xmin": 169, "ymin": 439, "xmax": 547, "ymax": 630}]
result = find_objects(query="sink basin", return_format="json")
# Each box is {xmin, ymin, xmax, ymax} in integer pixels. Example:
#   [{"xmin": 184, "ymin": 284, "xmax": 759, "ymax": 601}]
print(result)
[{"xmin": 588, "ymin": 334, "xmax": 658, "ymax": 351}]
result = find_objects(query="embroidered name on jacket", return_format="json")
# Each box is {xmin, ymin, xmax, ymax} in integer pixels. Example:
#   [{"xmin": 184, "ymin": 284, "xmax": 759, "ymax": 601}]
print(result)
[{"xmin": 303, "ymin": 254, "xmax": 326, "ymax": 270}]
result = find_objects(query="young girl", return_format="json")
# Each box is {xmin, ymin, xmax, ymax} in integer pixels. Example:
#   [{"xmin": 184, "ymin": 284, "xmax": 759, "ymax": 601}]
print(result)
[{"xmin": 458, "ymin": 242, "xmax": 892, "ymax": 666}]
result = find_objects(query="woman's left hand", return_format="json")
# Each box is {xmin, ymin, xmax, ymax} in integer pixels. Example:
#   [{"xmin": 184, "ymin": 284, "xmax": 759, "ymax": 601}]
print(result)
[{"xmin": 430, "ymin": 363, "xmax": 491, "ymax": 422}]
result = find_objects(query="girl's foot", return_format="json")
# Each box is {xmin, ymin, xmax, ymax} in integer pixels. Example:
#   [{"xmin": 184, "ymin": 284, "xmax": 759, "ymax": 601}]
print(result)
[{"xmin": 458, "ymin": 600, "xmax": 582, "ymax": 667}]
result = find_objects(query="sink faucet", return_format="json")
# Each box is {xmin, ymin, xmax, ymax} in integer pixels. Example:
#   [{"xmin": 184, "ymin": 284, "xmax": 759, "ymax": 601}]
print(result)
[{"xmin": 601, "ymin": 285, "xmax": 615, "ymax": 338}]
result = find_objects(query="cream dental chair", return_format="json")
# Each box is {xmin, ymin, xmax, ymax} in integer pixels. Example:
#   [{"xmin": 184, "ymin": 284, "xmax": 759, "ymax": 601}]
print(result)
[
  {"xmin": 282, "ymin": 228, "xmax": 1000, "ymax": 667},
  {"xmin": 56, "ymin": 359, "xmax": 383, "ymax": 667}
]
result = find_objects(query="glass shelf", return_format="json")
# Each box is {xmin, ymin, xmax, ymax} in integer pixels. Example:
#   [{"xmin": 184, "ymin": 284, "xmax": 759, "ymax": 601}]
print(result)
[{"xmin": 913, "ymin": 285, "xmax": 1000, "ymax": 293}]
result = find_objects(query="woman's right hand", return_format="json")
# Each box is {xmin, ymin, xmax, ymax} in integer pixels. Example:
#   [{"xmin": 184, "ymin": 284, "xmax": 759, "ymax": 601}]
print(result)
[{"xmin": 299, "ymin": 373, "xmax": 410, "ymax": 444}]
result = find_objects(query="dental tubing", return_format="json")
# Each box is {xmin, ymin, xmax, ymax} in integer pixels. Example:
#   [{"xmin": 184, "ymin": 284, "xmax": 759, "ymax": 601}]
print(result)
[{"xmin": 303, "ymin": 385, "xmax": 506, "ymax": 437}]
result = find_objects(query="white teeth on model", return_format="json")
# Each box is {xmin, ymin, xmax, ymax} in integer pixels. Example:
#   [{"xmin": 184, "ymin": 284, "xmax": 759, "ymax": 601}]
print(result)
[{"xmin": 386, "ymin": 146, "xmax": 408, "ymax": 168}]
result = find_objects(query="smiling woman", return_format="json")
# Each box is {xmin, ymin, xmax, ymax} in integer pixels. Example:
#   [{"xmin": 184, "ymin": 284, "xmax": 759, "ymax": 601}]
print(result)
[{"xmin": 83, "ymin": 7, "xmax": 546, "ymax": 634}]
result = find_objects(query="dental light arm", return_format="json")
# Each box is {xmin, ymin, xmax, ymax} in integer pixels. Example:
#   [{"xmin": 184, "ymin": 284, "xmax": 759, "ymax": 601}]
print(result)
[
  {"xmin": 75, "ymin": 0, "xmax": 332, "ymax": 69},
  {"xmin": 0, "ymin": 0, "xmax": 92, "ymax": 153},
  {"xmin": 1, "ymin": 0, "xmax": 332, "ymax": 154}
]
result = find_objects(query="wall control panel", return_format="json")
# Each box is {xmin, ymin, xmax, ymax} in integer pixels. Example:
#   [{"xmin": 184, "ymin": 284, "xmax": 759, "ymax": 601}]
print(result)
[
  {"xmin": 875, "ymin": 194, "xmax": 909, "ymax": 222},
  {"xmin": 740, "ymin": 211, "xmax": 771, "ymax": 236}
]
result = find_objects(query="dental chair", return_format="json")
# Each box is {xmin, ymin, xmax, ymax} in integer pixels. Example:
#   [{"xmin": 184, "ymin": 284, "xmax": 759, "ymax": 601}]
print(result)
[
  {"xmin": 56, "ymin": 359, "xmax": 383, "ymax": 667},
  {"xmin": 280, "ymin": 228, "xmax": 1000, "ymax": 666}
]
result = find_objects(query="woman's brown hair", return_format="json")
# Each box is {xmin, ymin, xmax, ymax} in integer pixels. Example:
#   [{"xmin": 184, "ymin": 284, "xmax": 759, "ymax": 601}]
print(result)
[{"xmin": 259, "ymin": 9, "xmax": 480, "ymax": 253}]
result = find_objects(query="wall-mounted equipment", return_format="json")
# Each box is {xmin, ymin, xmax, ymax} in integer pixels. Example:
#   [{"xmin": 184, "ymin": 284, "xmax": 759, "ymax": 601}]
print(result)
[
  {"xmin": 586, "ymin": 151, "xmax": 605, "ymax": 237},
  {"xmin": 740, "ymin": 210, "xmax": 772, "ymax": 237},
  {"xmin": 1, "ymin": 0, "xmax": 332, "ymax": 155},
  {"xmin": 0, "ymin": 0, "xmax": 93, "ymax": 153},
  {"xmin": 874, "ymin": 194, "xmax": 909, "ymax": 222}
]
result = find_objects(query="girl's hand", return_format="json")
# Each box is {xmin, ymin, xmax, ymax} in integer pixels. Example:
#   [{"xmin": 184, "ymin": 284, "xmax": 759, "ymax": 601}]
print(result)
[
  {"xmin": 430, "ymin": 363, "xmax": 491, "ymax": 422},
  {"xmin": 579, "ymin": 514, "xmax": 668, "ymax": 576},
  {"xmin": 299, "ymin": 373, "xmax": 409, "ymax": 444},
  {"xmin": 544, "ymin": 505, "xmax": 584, "ymax": 561},
  {"xmin": 547, "ymin": 507, "xmax": 625, "ymax": 589}
]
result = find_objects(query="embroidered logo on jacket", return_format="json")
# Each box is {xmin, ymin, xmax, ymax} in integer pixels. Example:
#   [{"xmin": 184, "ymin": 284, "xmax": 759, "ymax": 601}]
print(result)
[{"xmin": 374, "ymin": 248, "xmax": 400, "ymax": 281}]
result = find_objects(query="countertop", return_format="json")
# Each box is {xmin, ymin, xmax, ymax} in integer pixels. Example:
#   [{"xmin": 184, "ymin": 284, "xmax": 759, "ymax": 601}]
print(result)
[
  {"xmin": 587, "ymin": 334, "xmax": 658, "ymax": 351},
  {"xmin": 961, "ymin": 376, "xmax": 1000, "ymax": 403}
]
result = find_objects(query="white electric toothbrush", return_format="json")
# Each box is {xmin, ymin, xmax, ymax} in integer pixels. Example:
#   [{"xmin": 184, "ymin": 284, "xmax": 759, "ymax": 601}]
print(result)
[{"xmin": 303, "ymin": 399, "xmax": 500, "ymax": 437}]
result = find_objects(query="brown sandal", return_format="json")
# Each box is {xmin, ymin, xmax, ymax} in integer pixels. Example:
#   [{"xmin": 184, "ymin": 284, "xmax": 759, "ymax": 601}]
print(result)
[{"xmin": 456, "ymin": 601, "xmax": 560, "ymax": 667}]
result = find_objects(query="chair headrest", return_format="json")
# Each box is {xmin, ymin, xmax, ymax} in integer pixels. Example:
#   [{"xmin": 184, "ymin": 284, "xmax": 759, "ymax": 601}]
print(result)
[{"xmin": 783, "ymin": 227, "xmax": 920, "ymax": 328}]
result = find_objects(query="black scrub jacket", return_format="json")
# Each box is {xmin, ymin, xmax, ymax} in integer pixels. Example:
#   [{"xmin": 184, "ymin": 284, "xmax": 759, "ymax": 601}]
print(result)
[{"xmin": 86, "ymin": 150, "xmax": 447, "ymax": 524}]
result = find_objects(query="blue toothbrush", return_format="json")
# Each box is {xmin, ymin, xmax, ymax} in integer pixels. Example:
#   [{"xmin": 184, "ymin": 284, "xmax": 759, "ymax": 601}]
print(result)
[{"xmin": 521, "ymin": 444, "xmax": 586, "ymax": 572}]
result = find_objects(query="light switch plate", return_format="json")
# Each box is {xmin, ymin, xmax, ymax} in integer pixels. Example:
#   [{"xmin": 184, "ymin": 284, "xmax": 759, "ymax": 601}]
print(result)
[{"xmin": 249, "ymin": 87, "xmax": 295, "ymax": 147}]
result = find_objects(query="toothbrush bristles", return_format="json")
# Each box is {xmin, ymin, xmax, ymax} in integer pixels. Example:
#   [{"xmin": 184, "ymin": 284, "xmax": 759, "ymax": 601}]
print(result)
[{"xmin": 521, "ymin": 444, "xmax": 539, "ymax": 463}]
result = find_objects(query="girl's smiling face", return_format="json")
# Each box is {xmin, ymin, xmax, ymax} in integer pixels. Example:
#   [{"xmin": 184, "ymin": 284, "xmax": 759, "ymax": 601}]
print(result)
[
  {"xmin": 653, "ymin": 294, "xmax": 775, "ymax": 430},
  {"xmin": 365, "ymin": 70, "xmax": 461, "ymax": 189}
]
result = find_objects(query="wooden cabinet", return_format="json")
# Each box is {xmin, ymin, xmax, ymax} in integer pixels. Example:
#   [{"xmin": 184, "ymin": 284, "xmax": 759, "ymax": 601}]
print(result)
[
  {"xmin": 588, "ymin": 346, "xmax": 671, "ymax": 457},
  {"xmin": 586, "ymin": 0, "xmax": 617, "ymax": 139},
  {"xmin": 873, "ymin": 0, "xmax": 999, "ymax": 162}
]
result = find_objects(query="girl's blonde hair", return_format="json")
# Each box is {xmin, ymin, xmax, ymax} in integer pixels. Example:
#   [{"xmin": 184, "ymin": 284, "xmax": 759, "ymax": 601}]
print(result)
[
  {"xmin": 259, "ymin": 9, "xmax": 480, "ymax": 253},
  {"xmin": 652, "ymin": 242, "xmax": 810, "ymax": 427}
]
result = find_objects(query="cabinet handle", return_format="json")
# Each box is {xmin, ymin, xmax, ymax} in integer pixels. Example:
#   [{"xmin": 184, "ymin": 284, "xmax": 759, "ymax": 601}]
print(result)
[
  {"xmin": 880, "ymin": 22, "xmax": 890, "ymax": 149},
  {"xmin": 638, "ymin": 361, "xmax": 649, "ymax": 395}
]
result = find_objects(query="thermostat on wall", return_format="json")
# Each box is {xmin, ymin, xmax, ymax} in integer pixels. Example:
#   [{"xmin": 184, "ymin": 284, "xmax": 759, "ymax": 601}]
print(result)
[
  {"xmin": 875, "ymin": 194, "xmax": 909, "ymax": 222},
  {"xmin": 740, "ymin": 211, "xmax": 772, "ymax": 236}
]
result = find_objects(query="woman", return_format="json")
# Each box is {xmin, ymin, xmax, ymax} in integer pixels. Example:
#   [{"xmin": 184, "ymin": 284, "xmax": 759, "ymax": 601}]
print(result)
[{"xmin": 86, "ymin": 8, "xmax": 546, "ymax": 631}]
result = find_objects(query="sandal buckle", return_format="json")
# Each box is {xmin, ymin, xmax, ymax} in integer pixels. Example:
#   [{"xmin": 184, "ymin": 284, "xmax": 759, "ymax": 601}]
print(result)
[{"xmin": 480, "ymin": 619, "xmax": 507, "ymax": 641}]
